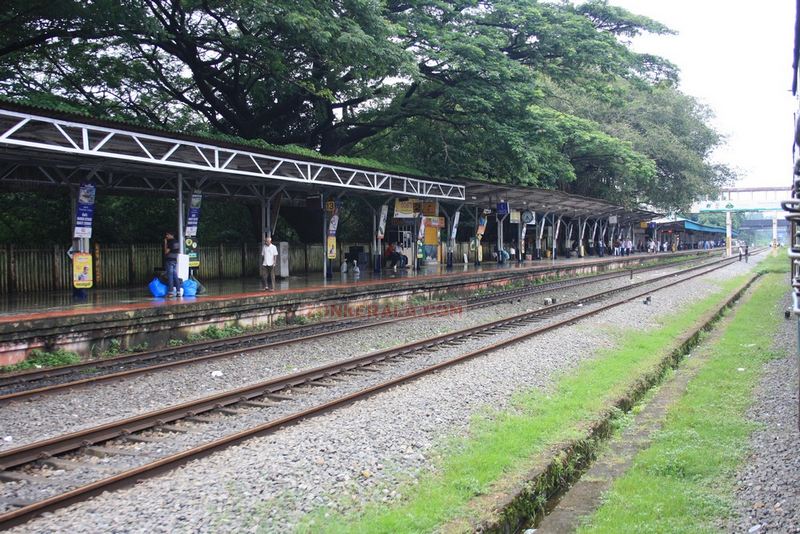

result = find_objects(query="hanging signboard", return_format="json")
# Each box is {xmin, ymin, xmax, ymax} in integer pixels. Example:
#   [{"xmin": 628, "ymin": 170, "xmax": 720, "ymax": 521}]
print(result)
[
  {"xmin": 421, "ymin": 216, "xmax": 446, "ymax": 228},
  {"xmin": 476, "ymin": 213, "xmax": 487, "ymax": 238},
  {"xmin": 185, "ymin": 192, "xmax": 202, "ymax": 237},
  {"xmin": 72, "ymin": 252, "xmax": 93, "ymax": 289},
  {"xmin": 73, "ymin": 183, "xmax": 96, "ymax": 239},
  {"xmin": 608, "ymin": 215, "xmax": 618, "ymax": 225},
  {"xmin": 328, "ymin": 211, "xmax": 339, "ymax": 236},
  {"xmin": 421, "ymin": 201, "xmax": 438, "ymax": 217},
  {"xmin": 377, "ymin": 204, "xmax": 388, "ymax": 239},
  {"xmin": 327, "ymin": 203, "xmax": 339, "ymax": 260},
  {"xmin": 394, "ymin": 199, "xmax": 417, "ymax": 218},
  {"xmin": 417, "ymin": 216, "xmax": 427, "ymax": 240},
  {"xmin": 496, "ymin": 202, "xmax": 509, "ymax": 216},
  {"xmin": 450, "ymin": 210, "xmax": 460, "ymax": 245},
  {"xmin": 510, "ymin": 209, "xmax": 520, "ymax": 223}
]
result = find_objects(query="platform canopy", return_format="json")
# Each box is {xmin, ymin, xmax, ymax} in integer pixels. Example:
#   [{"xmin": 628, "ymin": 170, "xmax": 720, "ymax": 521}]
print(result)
[
  {"xmin": 0, "ymin": 101, "xmax": 464, "ymax": 202},
  {"xmin": 462, "ymin": 179, "xmax": 659, "ymax": 223},
  {"xmin": 0, "ymin": 100, "xmax": 659, "ymax": 224},
  {"xmin": 653, "ymin": 217, "xmax": 736, "ymax": 237}
]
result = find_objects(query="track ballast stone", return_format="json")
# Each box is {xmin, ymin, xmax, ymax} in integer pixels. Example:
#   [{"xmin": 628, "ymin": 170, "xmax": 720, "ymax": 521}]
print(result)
[
  {"xmin": 727, "ymin": 289, "xmax": 800, "ymax": 534},
  {"xmin": 4, "ymin": 257, "xmax": 759, "ymax": 533}
]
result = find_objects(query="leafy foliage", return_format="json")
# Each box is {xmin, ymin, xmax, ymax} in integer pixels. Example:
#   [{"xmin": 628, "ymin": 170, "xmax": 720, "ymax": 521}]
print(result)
[{"xmin": 0, "ymin": 0, "xmax": 730, "ymax": 213}]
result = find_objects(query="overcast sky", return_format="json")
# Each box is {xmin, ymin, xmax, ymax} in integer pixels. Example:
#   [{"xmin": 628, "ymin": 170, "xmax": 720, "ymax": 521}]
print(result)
[{"xmin": 611, "ymin": 0, "xmax": 795, "ymax": 189}]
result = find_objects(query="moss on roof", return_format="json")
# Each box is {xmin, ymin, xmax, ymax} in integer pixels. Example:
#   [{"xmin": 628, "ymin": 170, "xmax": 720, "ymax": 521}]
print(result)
[{"xmin": 0, "ymin": 95, "xmax": 432, "ymax": 180}]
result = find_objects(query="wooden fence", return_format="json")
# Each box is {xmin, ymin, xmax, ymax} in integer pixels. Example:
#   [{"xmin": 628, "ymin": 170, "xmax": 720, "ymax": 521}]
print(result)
[
  {"xmin": 0, "ymin": 242, "xmax": 374, "ymax": 294},
  {"xmin": 0, "ymin": 240, "xmax": 506, "ymax": 294}
]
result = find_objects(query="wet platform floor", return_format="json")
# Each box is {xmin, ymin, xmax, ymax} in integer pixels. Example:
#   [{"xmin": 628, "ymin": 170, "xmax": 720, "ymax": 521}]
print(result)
[{"xmin": 0, "ymin": 253, "xmax": 669, "ymax": 322}]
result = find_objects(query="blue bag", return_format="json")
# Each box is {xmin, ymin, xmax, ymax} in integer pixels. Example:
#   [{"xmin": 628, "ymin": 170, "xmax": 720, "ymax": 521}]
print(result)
[
  {"xmin": 182, "ymin": 278, "xmax": 198, "ymax": 297},
  {"xmin": 148, "ymin": 277, "xmax": 167, "ymax": 298}
]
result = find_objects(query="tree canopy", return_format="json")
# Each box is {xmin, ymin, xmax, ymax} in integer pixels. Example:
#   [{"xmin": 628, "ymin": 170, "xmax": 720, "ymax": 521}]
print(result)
[{"xmin": 0, "ymin": 0, "xmax": 732, "ymax": 212}]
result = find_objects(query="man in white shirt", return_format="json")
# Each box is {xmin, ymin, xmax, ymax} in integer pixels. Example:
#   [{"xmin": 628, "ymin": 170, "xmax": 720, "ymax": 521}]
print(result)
[{"xmin": 261, "ymin": 236, "xmax": 279, "ymax": 290}]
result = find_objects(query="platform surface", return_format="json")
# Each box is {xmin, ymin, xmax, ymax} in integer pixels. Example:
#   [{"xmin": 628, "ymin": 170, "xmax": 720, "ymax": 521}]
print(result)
[{"xmin": 0, "ymin": 252, "xmax": 691, "ymax": 323}]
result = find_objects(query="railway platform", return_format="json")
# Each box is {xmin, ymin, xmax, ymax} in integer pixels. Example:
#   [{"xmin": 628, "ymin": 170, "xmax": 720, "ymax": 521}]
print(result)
[{"xmin": 0, "ymin": 250, "xmax": 714, "ymax": 365}]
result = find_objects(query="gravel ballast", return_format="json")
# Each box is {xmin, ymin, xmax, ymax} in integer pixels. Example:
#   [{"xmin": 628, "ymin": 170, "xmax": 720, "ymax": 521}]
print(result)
[
  {"xmin": 3, "ymin": 256, "xmax": 761, "ymax": 532},
  {"xmin": 728, "ymin": 288, "xmax": 800, "ymax": 533},
  {"xmin": 0, "ymin": 261, "xmax": 712, "ymax": 450}
]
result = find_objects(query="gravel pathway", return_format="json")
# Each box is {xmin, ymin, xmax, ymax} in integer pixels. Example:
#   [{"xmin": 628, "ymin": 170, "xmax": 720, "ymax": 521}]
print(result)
[
  {"xmin": 0, "ymin": 261, "xmax": 707, "ymax": 451},
  {"xmin": 728, "ymin": 286, "xmax": 800, "ymax": 533},
  {"xmin": 2, "ymin": 256, "xmax": 764, "ymax": 532}
]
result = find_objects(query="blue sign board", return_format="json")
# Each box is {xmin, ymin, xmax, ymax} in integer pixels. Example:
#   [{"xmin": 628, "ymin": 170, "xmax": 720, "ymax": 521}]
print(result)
[{"xmin": 73, "ymin": 183, "xmax": 96, "ymax": 239}]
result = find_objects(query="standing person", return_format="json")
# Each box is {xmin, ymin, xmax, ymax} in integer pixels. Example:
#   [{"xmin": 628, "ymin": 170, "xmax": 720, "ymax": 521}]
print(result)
[
  {"xmin": 163, "ymin": 231, "xmax": 180, "ymax": 298},
  {"xmin": 261, "ymin": 235, "xmax": 278, "ymax": 291},
  {"xmin": 738, "ymin": 242, "xmax": 744, "ymax": 261},
  {"xmin": 745, "ymin": 243, "xmax": 750, "ymax": 263}
]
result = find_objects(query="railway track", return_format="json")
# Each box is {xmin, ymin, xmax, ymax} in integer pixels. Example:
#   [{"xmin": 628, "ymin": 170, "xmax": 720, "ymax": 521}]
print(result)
[
  {"xmin": 0, "ymin": 254, "xmax": 713, "ymax": 401},
  {"xmin": 0, "ymin": 252, "xmax": 755, "ymax": 528}
]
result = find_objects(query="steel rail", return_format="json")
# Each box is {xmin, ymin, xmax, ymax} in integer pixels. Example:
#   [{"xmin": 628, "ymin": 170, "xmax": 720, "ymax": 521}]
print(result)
[
  {"xmin": 0, "ymin": 254, "xmax": 712, "ymax": 401},
  {"xmin": 0, "ymin": 254, "xmax": 741, "ymax": 469},
  {"xmin": 0, "ymin": 253, "xmax": 705, "ymax": 388},
  {"xmin": 0, "ymin": 251, "xmax": 755, "ymax": 529}
]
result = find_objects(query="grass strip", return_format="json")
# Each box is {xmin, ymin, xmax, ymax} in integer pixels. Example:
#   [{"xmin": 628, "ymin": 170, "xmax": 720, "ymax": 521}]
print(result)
[
  {"xmin": 297, "ymin": 265, "xmax": 760, "ymax": 533},
  {"xmin": 578, "ymin": 257, "xmax": 788, "ymax": 533}
]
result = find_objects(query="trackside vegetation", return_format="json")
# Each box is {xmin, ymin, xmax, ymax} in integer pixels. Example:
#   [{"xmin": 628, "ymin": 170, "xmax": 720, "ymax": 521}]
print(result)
[
  {"xmin": 295, "ymin": 267, "xmax": 760, "ymax": 533},
  {"xmin": 578, "ymin": 253, "xmax": 788, "ymax": 533}
]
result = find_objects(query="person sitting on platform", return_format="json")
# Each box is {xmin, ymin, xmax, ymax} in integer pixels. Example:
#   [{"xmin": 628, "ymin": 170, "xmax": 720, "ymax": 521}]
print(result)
[{"xmin": 385, "ymin": 242, "xmax": 403, "ymax": 270}]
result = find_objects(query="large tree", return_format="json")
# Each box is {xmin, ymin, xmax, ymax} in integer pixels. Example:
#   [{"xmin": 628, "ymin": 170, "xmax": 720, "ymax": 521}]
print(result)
[
  {"xmin": 1, "ymin": 0, "xmax": 670, "ymax": 150},
  {"xmin": 0, "ymin": 0, "xmax": 729, "ymax": 211}
]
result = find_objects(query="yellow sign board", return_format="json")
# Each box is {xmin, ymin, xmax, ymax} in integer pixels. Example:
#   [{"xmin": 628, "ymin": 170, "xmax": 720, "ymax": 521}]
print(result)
[
  {"xmin": 73, "ymin": 253, "xmax": 93, "ymax": 289},
  {"xmin": 327, "ymin": 236, "xmax": 337, "ymax": 259}
]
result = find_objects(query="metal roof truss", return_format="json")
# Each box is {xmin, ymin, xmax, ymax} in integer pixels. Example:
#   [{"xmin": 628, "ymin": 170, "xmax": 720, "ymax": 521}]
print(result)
[{"xmin": 0, "ymin": 109, "xmax": 465, "ymax": 201}]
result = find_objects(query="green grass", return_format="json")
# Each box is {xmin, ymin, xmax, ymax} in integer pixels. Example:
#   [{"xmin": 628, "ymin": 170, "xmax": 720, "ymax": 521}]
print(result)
[
  {"xmin": 293, "ymin": 270, "xmax": 756, "ymax": 533},
  {"xmin": 578, "ymin": 259, "xmax": 788, "ymax": 533},
  {"xmin": 0, "ymin": 348, "xmax": 81, "ymax": 372}
]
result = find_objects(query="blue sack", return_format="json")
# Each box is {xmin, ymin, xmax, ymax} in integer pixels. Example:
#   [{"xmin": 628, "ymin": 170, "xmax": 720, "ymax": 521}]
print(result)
[
  {"xmin": 148, "ymin": 277, "xmax": 167, "ymax": 298},
  {"xmin": 182, "ymin": 278, "xmax": 198, "ymax": 297}
]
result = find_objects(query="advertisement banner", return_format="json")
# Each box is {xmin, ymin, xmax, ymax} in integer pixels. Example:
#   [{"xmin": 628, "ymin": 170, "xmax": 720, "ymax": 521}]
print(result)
[
  {"xmin": 476, "ymin": 214, "xmax": 487, "ymax": 238},
  {"xmin": 185, "ymin": 192, "xmax": 202, "ymax": 237},
  {"xmin": 422, "ymin": 216, "xmax": 445, "ymax": 228},
  {"xmin": 327, "ymin": 235, "xmax": 337, "ymax": 259},
  {"xmin": 521, "ymin": 223, "xmax": 527, "ymax": 254},
  {"xmin": 450, "ymin": 210, "xmax": 460, "ymax": 244},
  {"xmin": 417, "ymin": 216, "xmax": 427, "ymax": 240},
  {"xmin": 377, "ymin": 204, "xmax": 388, "ymax": 239},
  {"xmin": 73, "ymin": 183, "xmax": 96, "ymax": 239},
  {"xmin": 327, "ymin": 202, "xmax": 339, "ymax": 260},
  {"xmin": 394, "ymin": 199, "xmax": 417, "ymax": 218},
  {"xmin": 72, "ymin": 252, "xmax": 93, "ymax": 289},
  {"xmin": 328, "ymin": 207, "xmax": 340, "ymax": 236}
]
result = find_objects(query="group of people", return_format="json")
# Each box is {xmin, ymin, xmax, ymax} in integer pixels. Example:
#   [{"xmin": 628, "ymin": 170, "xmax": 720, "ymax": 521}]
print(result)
[{"xmin": 612, "ymin": 239, "xmax": 634, "ymax": 256}]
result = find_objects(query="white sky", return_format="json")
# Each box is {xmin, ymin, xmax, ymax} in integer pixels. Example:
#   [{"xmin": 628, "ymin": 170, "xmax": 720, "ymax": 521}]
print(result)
[{"xmin": 611, "ymin": 0, "xmax": 796, "ymax": 189}]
